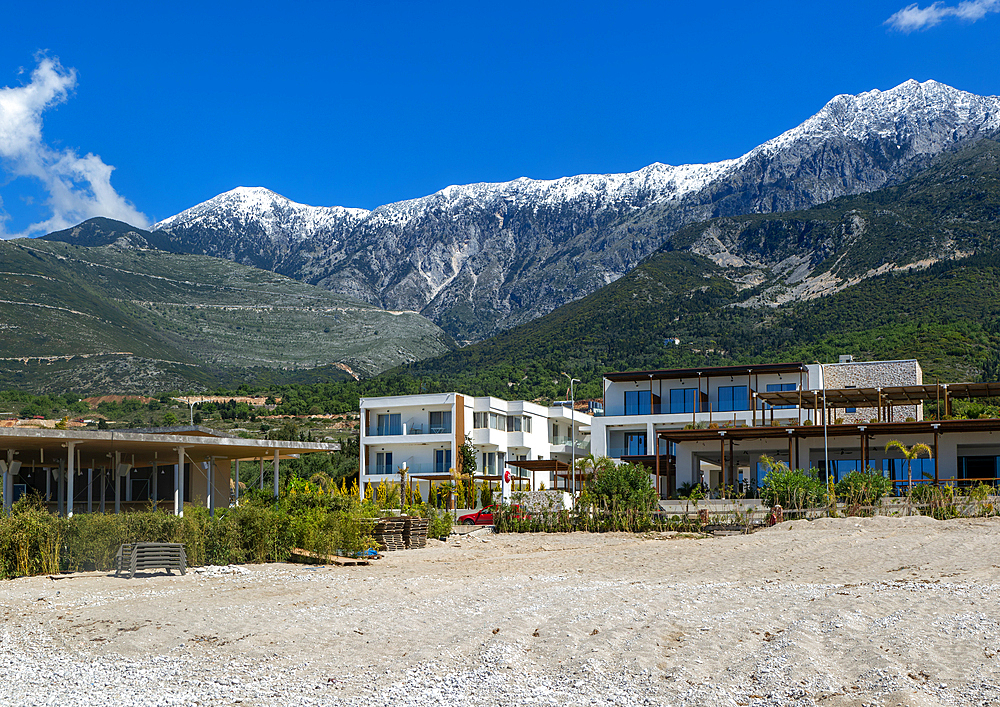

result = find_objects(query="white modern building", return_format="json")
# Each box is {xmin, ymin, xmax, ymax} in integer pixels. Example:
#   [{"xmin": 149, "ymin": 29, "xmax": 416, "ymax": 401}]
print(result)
[
  {"xmin": 591, "ymin": 357, "xmax": 1000, "ymax": 498},
  {"xmin": 359, "ymin": 393, "xmax": 591, "ymax": 500}
]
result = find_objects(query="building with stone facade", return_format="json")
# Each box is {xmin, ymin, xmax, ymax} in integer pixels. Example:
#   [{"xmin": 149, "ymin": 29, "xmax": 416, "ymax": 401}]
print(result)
[{"xmin": 592, "ymin": 357, "xmax": 1000, "ymax": 498}]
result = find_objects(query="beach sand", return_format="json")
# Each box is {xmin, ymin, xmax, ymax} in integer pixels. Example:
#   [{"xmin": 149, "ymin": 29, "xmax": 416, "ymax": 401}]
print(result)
[{"xmin": 1, "ymin": 515, "xmax": 998, "ymax": 706}]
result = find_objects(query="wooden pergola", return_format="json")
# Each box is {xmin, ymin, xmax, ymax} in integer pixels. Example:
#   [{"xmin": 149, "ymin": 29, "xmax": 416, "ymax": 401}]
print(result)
[
  {"xmin": 506, "ymin": 459, "xmax": 571, "ymax": 491},
  {"xmin": 653, "ymin": 417, "xmax": 1000, "ymax": 495},
  {"xmin": 755, "ymin": 382, "xmax": 1000, "ymax": 424}
]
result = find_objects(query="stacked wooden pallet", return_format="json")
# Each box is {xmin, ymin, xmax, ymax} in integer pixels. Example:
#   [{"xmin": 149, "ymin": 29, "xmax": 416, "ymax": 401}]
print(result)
[
  {"xmin": 373, "ymin": 517, "xmax": 407, "ymax": 551},
  {"xmin": 404, "ymin": 517, "xmax": 430, "ymax": 549}
]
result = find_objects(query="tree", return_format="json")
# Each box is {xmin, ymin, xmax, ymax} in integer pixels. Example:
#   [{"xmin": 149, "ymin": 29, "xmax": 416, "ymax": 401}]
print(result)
[{"xmin": 885, "ymin": 439, "xmax": 933, "ymax": 496}]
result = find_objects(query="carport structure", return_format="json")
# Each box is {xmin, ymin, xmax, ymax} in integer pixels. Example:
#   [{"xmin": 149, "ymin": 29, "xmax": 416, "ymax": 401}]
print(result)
[{"xmin": 0, "ymin": 426, "xmax": 340, "ymax": 517}]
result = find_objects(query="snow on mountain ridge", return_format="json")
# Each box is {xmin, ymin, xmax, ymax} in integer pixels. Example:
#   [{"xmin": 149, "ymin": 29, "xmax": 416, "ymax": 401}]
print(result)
[
  {"xmin": 147, "ymin": 79, "xmax": 1000, "ymax": 343},
  {"xmin": 153, "ymin": 186, "xmax": 370, "ymax": 240}
]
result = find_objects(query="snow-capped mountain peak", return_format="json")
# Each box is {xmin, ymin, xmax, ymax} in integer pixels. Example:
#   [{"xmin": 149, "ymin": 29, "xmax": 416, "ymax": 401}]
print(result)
[{"xmin": 151, "ymin": 80, "xmax": 1000, "ymax": 343}]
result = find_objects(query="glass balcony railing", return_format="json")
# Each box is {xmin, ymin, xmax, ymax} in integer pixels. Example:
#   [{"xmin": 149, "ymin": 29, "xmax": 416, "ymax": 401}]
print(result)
[
  {"xmin": 551, "ymin": 436, "xmax": 591, "ymax": 452},
  {"xmin": 602, "ymin": 403, "xmax": 768, "ymax": 417},
  {"xmin": 368, "ymin": 463, "xmax": 452, "ymax": 476},
  {"xmin": 367, "ymin": 425, "xmax": 451, "ymax": 437}
]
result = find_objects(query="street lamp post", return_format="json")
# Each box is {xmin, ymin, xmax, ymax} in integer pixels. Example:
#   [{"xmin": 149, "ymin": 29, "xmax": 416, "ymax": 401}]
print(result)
[
  {"xmin": 816, "ymin": 362, "xmax": 829, "ymax": 483},
  {"xmin": 563, "ymin": 373, "xmax": 581, "ymax": 494}
]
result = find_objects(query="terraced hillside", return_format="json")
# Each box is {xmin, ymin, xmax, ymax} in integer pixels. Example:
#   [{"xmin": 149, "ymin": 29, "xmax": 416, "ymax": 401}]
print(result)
[{"xmin": 0, "ymin": 239, "xmax": 452, "ymax": 393}]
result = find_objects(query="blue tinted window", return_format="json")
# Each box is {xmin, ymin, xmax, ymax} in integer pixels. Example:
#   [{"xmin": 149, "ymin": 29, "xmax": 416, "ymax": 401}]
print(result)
[
  {"xmin": 625, "ymin": 390, "xmax": 651, "ymax": 415},
  {"xmin": 669, "ymin": 388, "xmax": 696, "ymax": 413},
  {"xmin": 718, "ymin": 386, "xmax": 748, "ymax": 412}
]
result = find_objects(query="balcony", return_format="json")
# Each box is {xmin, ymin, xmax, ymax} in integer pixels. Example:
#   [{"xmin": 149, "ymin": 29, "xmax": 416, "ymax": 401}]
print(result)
[
  {"xmin": 551, "ymin": 436, "xmax": 591, "ymax": 453},
  {"xmin": 365, "ymin": 462, "xmax": 453, "ymax": 477},
  {"xmin": 366, "ymin": 424, "xmax": 451, "ymax": 438}
]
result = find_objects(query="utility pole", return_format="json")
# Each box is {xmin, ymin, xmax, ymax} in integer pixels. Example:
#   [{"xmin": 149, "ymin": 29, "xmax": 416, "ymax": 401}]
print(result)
[{"xmin": 564, "ymin": 373, "xmax": 581, "ymax": 494}]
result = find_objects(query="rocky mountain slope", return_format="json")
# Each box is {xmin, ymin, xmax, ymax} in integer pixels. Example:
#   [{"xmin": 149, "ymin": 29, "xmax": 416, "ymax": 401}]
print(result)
[
  {"xmin": 0, "ymin": 236, "xmax": 452, "ymax": 393},
  {"xmin": 400, "ymin": 138, "xmax": 1000, "ymax": 397},
  {"xmin": 135, "ymin": 80, "xmax": 1000, "ymax": 343}
]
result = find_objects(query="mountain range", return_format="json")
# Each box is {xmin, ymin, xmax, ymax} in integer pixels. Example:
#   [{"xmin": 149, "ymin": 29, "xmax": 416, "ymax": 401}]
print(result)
[
  {"xmin": 58, "ymin": 79, "xmax": 994, "ymax": 345},
  {"xmin": 24, "ymin": 78, "xmax": 1000, "ymax": 394}
]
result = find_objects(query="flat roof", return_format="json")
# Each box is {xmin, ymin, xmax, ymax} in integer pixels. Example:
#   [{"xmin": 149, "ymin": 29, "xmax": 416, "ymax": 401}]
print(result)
[
  {"xmin": 604, "ymin": 362, "xmax": 806, "ymax": 383},
  {"xmin": 0, "ymin": 427, "xmax": 340, "ymax": 465}
]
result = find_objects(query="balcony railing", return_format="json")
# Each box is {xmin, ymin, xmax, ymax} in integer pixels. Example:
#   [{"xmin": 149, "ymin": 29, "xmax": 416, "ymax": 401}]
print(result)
[
  {"xmin": 367, "ymin": 463, "xmax": 453, "ymax": 476},
  {"xmin": 367, "ymin": 425, "xmax": 451, "ymax": 437},
  {"xmin": 551, "ymin": 436, "xmax": 591, "ymax": 452},
  {"xmin": 602, "ymin": 403, "xmax": 770, "ymax": 417}
]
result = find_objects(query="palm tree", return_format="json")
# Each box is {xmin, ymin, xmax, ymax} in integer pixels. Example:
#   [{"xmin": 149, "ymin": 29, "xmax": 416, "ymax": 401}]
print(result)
[{"xmin": 885, "ymin": 440, "xmax": 933, "ymax": 507}]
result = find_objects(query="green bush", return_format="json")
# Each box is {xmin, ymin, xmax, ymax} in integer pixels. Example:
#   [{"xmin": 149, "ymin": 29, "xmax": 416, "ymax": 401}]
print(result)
[
  {"xmin": 835, "ymin": 469, "xmax": 893, "ymax": 512},
  {"xmin": 758, "ymin": 456, "xmax": 826, "ymax": 510}
]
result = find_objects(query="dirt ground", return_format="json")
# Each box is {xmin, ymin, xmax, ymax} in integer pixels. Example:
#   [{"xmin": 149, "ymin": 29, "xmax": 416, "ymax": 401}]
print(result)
[{"xmin": 1, "ymin": 516, "xmax": 999, "ymax": 706}]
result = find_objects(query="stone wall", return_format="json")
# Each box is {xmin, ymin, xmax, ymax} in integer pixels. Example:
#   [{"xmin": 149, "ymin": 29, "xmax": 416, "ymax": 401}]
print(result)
[
  {"xmin": 821, "ymin": 359, "xmax": 922, "ymax": 423},
  {"xmin": 510, "ymin": 489, "xmax": 574, "ymax": 513}
]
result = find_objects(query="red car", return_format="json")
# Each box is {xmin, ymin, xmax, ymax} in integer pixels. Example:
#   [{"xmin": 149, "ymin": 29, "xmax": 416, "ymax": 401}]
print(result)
[{"xmin": 459, "ymin": 505, "xmax": 497, "ymax": 525}]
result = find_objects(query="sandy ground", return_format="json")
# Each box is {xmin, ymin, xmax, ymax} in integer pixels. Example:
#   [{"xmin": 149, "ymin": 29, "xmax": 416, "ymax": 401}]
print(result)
[{"xmin": 1, "ymin": 516, "xmax": 999, "ymax": 706}]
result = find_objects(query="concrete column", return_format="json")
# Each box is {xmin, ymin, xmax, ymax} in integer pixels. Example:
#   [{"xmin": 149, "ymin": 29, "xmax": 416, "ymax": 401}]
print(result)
[
  {"xmin": 234, "ymin": 460, "xmax": 240, "ymax": 503},
  {"xmin": 66, "ymin": 442, "xmax": 76, "ymax": 518},
  {"xmin": 207, "ymin": 458, "xmax": 215, "ymax": 517},
  {"xmin": 114, "ymin": 451, "xmax": 122, "ymax": 514},
  {"xmin": 174, "ymin": 446, "xmax": 186, "ymax": 517},
  {"xmin": 57, "ymin": 460, "xmax": 65, "ymax": 516},
  {"xmin": 273, "ymin": 449, "xmax": 280, "ymax": 498},
  {"xmin": 151, "ymin": 458, "xmax": 158, "ymax": 508},
  {"xmin": 87, "ymin": 464, "xmax": 93, "ymax": 514},
  {"xmin": 259, "ymin": 458, "xmax": 264, "ymax": 490},
  {"xmin": 3, "ymin": 449, "xmax": 13, "ymax": 515},
  {"xmin": 99, "ymin": 466, "xmax": 105, "ymax": 513}
]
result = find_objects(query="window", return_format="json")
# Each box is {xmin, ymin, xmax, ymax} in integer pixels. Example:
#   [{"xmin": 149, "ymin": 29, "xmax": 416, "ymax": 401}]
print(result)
[
  {"xmin": 625, "ymin": 390, "xmax": 652, "ymax": 415},
  {"xmin": 624, "ymin": 432, "xmax": 646, "ymax": 456},
  {"xmin": 376, "ymin": 413, "xmax": 401, "ymax": 436},
  {"xmin": 669, "ymin": 388, "xmax": 696, "ymax": 414},
  {"xmin": 523, "ymin": 416, "xmax": 531, "ymax": 433},
  {"xmin": 375, "ymin": 452, "xmax": 393, "ymax": 475},
  {"xmin": 845, "ymin": 385, "xmax": 856, "ymax": 413},
  {"xmin": 885, "ymin": 458, "xmax": 936, "ymax": 489},
  {"xmin": 552, "ymin": 423, "xmax": 559, "ymax": 440},
  {"xmin": 489, "ymin": 412, "xmax": 506, "ymax": 430},
  {"xmin": 429, "ymin": 410, "xmax": 451, "ymax": 434},
  {"xmin": 766, "ymin": 383, "xmax": 797, "ymax": 410},
  {"xmin": 507, "ymin": 416, "xmax": 521, "ymax": 432},
  {"xmin": 717, "ymin": 386, "xmax": 748, "ymax": 412},
  {"xmin": 434, "ymin": 449, "xmax": 451, "ymax": 473},
  {"xmin": 483, "ymin": 452, "xmax": 497, "ymax": 475},
  {"xmin": 473, "ymin": 412, "xmax": 488, "ymax": 429}
]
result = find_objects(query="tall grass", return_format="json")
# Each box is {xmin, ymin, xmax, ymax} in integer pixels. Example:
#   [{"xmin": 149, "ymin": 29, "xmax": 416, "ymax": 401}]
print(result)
[{"xmin": 0, "ymin": 489, "xmax": 389, "ymax": 579}]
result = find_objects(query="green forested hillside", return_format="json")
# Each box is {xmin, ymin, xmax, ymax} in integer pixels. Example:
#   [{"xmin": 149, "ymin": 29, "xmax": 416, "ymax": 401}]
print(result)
[
  {"xmin": 389, "ymin": 142, "xmax": 1000, "ymax": 400},
  {"xmin": 0, "ymin": 239, "xmax": 452, "ymax": 393}
]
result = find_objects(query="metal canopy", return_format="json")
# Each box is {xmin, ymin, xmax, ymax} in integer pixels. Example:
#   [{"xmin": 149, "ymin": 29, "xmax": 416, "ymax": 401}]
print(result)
[{"xmin": 0, "ymin": 427, "xmax": 340, "ymax": 465}]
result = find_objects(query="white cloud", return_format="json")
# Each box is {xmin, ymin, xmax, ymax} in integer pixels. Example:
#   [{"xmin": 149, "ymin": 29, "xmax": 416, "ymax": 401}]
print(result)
[
  {"xmin": 885, "ymin": 0, "xmax": 1000, "ymax": 32},
  {"xmin": 0, "ymin": 56, "xmax": 148, "ymax": 238}
]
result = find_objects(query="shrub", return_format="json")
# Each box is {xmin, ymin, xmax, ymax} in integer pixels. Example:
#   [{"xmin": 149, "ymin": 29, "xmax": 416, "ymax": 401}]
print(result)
[
  {"xmin": 758, "ymin": 455, "xmax": 826, "ymax": 511},
  {"xmin": 835, "ymin": 469, "xmax": 893, "ymax": 513}
]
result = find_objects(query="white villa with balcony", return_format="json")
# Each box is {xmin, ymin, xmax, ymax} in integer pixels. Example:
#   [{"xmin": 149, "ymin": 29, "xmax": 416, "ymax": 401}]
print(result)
[
  {"xmin": 359, "ymin": 393, "xmax": 591, "ymax": 500},
  {"xmin": 591, "ymin": 357, "xmax": 1000, "ymax": 498}
]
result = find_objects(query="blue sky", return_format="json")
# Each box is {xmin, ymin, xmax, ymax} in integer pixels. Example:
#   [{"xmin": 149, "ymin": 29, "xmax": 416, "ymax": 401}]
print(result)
[{"xmin": 1, "ymin": 0, "xmax": 998, "ymax": 236}]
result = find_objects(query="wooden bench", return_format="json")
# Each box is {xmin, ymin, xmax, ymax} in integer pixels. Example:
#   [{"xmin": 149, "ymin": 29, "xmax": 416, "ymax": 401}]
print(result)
[{"xmin": 115, "ymin": 542, "xmax": 187, "ymax": 579}]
